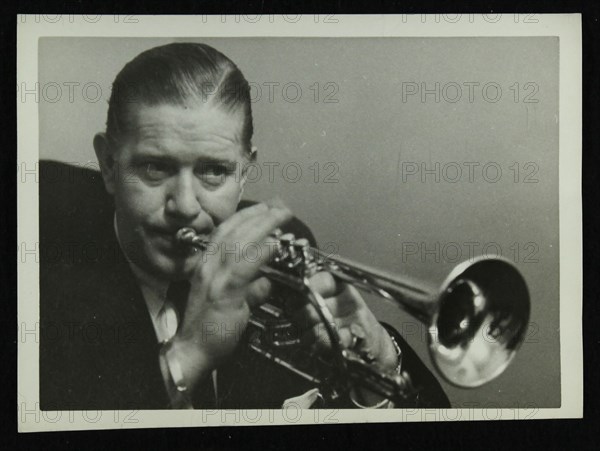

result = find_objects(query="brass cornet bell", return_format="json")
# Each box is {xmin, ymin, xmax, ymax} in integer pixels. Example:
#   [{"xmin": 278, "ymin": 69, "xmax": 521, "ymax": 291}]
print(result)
[{"xmin": 175, "ymin": 227, "xmax": 530, "ymax": 403}]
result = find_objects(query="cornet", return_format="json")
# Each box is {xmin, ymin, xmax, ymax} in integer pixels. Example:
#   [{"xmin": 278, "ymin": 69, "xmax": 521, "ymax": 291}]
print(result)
[{"xmin": 176, "ymin": 227, "xmax": 530, "ymax": 406}]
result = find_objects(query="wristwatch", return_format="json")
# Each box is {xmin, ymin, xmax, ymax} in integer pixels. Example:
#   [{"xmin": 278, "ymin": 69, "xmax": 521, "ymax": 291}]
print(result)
[{"xmin": 349, "ymin": 332, "xmax": 403, "ymax": 408}]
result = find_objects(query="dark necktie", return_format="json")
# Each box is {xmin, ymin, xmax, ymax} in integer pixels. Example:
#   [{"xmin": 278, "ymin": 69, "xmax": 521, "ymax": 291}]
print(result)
[
  {"xmin": 166, "ymin": 280, "xmax": 190, "ymax": 329},
  {"xmin": 166, "ymin": 280, "xmax": 216, "ymax": 409}
]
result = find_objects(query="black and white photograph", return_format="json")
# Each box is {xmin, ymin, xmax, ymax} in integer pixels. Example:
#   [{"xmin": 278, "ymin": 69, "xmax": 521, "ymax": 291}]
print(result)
[{"xmin": 17, "ymin": 14, "xmax": 582, "ymax": 431}]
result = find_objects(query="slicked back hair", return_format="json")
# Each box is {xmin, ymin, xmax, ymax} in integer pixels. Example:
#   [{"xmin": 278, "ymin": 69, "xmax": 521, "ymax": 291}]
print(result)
[{"xmin": 106, "ymin": 42, "xmax": 253, "ymax": 153}]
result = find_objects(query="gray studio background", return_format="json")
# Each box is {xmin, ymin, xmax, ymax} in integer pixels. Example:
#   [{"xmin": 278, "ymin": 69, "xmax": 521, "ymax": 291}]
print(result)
[{"xmin": 38, "ymin": 37, "xmax": 559, "ymax": 408}]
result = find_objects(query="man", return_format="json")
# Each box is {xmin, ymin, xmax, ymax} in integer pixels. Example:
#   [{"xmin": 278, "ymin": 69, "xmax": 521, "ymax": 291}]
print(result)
[{"xmin": 40, "ymin": 42, "xmax": 450, "ymax": 410}]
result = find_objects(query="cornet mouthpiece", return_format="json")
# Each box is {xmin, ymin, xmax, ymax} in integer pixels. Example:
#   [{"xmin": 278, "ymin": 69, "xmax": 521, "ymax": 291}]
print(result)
[{"xmin": 175, "ymin": 227, "xmax": 208, "ymax": 250}]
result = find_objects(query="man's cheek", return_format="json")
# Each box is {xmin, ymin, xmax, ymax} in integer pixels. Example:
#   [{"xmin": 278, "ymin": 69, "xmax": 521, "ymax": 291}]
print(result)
[
  {"xmin": 127, "ymin": 186, "xmax": 163, "ymax": 216},
  {"xmin": 206, "ymin": 189, "xmax": 241, "ymax": 221},
  {"xmin": 213, "ymin": 204, "xmax": 240, "ymax": 225}
]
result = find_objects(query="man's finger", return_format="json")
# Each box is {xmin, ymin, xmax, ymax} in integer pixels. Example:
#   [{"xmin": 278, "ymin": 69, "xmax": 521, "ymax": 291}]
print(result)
[
  {"xmin": 214, "ymin": 201, "xmax": 290, "ymax": 242},
  {"xmin": 211, "ymin": 202, "xmax": 268, "ymax": 240},
  {"xmin": 299, "ymin": 318, "xmax": 344, "ymax": 349},
  {"xmin": 287, "ymin": 284, "xmax": 360, "ymax": 329},
  {"xmin": 228, "ymin": 205, "xmax": 292, "ymax": 246},
  {"xmin": 245, "ymin": 277, "xmax": 272, "ymax": 308},
  {"xmin": 306, "ymin": 272, "xmax": 339, "ymax": 298}
]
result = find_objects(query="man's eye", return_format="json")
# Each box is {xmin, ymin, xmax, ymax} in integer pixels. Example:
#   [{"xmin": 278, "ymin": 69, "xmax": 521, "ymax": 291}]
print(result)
[
  {"xmin": 141, "ymin": 162, "xmax": 171, "ymax": 180},
  {"xmin": 196, "ymin": 164, "xmax": 232, "ymax": 185}
]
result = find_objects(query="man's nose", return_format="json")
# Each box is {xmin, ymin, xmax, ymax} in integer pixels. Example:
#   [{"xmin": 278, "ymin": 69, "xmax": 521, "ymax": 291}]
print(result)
[{"xmin": 165, "ymin": 172, "xmax": 203, "ymax": 220}]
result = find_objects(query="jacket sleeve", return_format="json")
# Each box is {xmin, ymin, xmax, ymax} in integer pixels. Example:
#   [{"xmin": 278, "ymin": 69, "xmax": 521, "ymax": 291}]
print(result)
[{"xmin": 381, "ymin": 322, "xmax": 451, "ymax": 408}]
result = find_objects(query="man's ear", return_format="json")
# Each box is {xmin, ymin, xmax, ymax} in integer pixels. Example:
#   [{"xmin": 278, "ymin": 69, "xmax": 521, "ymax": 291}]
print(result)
[
  {"xmin": 238, "ymin": 145, "xmax": 257, "ymax": 203},
  {"xmin": 93, "ymin": 132, "xmax": 117, "ymax": 195}
]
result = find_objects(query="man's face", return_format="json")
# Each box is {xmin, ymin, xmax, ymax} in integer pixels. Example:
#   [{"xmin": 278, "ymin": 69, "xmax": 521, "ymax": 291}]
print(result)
[{"xmin": 105, "ymin": 102, "xmax": 249, "ymax": 281}]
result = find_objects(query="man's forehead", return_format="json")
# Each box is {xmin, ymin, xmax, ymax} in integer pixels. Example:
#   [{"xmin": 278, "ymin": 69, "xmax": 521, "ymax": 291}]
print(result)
[
  {"xmin": 114, "ymin": 103, "xmax": 247, "ymax": 163},
  {"xmin": 128, "ymin": 102, "xmax": 243, "ymax": 137}
]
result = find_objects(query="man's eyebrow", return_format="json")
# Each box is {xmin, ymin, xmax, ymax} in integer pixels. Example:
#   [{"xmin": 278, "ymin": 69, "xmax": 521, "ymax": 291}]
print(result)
[
  {"xmin": 130, "ymin": 152, "xmax": 238, "ymax": 165},
  {"xmin": 129, "ymin": 153, "xmax": 178, "ymax": 164},
  {"xmin": 195, "ymin": 156, "xmax": 238, "ymax": 164}
]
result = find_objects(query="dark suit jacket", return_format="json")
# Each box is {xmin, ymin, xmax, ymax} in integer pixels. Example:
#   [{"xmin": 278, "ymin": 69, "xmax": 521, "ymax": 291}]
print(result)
[{"xmin": 39, "ymin": 160, "xmax": 450, "ymax": 410}]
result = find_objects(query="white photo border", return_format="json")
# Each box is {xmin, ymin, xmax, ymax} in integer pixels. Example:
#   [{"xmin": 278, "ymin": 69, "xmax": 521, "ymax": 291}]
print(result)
[{"xmin": 17, "ymin": 13, "xmax": 582, "ymax": 432}]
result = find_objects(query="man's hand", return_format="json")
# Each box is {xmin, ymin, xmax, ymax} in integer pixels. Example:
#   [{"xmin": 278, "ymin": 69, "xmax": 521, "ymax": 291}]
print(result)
[
  {"xmin": 169, "ymin": 201, "xmax": 292, "ymax": 392},
  {"xmin": 287, "ymin": 272, "xmax": 400, "ymax": 405}
]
